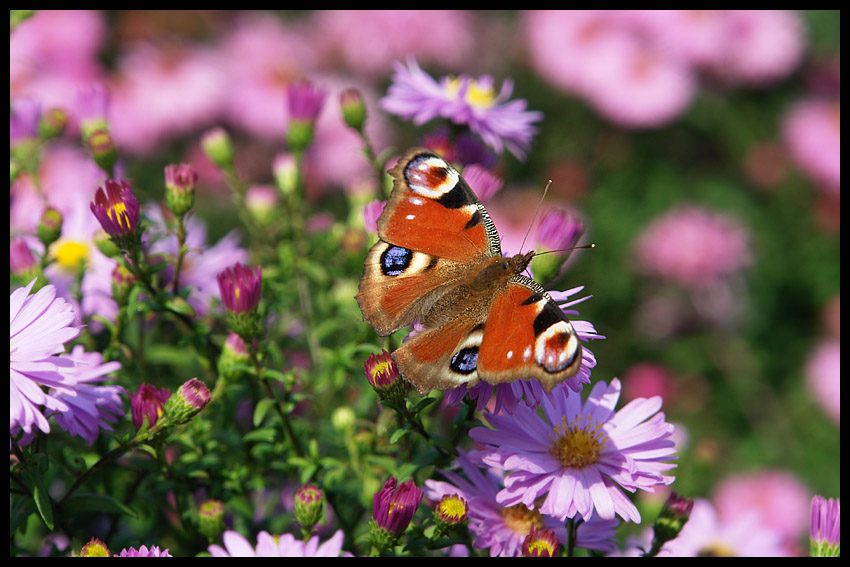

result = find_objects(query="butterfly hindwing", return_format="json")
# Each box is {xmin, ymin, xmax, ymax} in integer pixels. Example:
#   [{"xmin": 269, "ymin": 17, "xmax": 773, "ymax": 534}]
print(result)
[{"xmin": 477, "ymin": 276, "xmax": 582, "ymax": 390}]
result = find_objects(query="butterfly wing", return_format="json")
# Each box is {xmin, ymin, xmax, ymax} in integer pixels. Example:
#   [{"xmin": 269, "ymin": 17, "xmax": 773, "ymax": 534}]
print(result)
[
  {"xmin": 476, "ymin": 275, "xmax": 582, "ymax": 391},
  {"xmin": 357, "ymin": 149, "xmax": 500, "ymax": 335},
  {"xmin": 378, "ymin": 148, "xmax": 501, "ymax": 261}
]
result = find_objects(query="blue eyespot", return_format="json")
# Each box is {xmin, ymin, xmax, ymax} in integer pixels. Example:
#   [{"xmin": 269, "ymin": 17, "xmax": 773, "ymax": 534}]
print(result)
[
  {"xmin": 451, "ymin": 347, "xmax": 479, "ymax": 375},
  {"xmin": 380, "ymin": 245, "xmax": 412, "ymax": 277}
]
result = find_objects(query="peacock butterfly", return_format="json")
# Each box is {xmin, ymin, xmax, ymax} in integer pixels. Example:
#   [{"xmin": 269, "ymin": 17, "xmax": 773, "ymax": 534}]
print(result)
[{"xmin": 356, "ymin": 148, "xmax": 582, "ymax": 395}]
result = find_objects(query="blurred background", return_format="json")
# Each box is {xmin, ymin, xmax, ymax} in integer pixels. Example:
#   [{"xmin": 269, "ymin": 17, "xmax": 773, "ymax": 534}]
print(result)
[{"xmin": 11, "ymin": 10, "xmax": 839, "ymax": 555}]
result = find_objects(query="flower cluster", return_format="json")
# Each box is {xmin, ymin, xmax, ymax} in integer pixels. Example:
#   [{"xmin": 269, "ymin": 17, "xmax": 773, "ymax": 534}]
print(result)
[{"xmin": 9, "ymin": 9, "xmax": 837, "ymax": 559}]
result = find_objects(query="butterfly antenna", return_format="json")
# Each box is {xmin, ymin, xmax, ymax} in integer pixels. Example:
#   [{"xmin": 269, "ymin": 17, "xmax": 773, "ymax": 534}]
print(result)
[{"xmin": 519, "ymin": 179, "xmax": 552, "ymax": 255}]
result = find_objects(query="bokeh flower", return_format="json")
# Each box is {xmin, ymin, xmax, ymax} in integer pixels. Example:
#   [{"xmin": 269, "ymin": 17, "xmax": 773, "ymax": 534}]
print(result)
[
  {"xmin": 634, "ymin": 205, "xmax": 752, "ymax": 288},
  {"xmin": 471, "ymin": 378, "xmax": 677, "ymax": 523},
  {"xmin": 380, "ymin": 58, "xmax": 543, "ymax": 159},
  {"xmin": 804, "ymin": 337, "xmax": 840, "ymax": 425},
  {"xmin": 783, "ymin": 99, "xmax": 840, "ymax": 195},
  {"xmin": 662, "ymin": 498, "xmax": 788, "ymax": 556}
]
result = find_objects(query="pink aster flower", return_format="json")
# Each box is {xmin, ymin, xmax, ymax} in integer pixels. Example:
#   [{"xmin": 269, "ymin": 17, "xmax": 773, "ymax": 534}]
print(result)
[
  {"xmin": 662, "ymin": 498, "xmax": 788, "ymax": 556},
  {"xmin": 113, "ymin": 545, "xmax": 172, "ymax": 557},
  {"xmin": 713, "ymin": 10, "xmax": 805, "ymax": 87},
  {"xmin": 425, "ymin": 451, "xmax": 618, "ymax": 556},
  {"xmin": 523, "ymin": 10, "xmax": 695, "ymax": 128},
  {"xmin": 804, "ymin": 337, "xmax": 840, "ymax": 425},
  {"xmin": 380, "ymin": 58, "xmax": 543, "ymax": 159},
  {"xmin": 634, "ymin": 205, "xmax": 752, "ymax": 288},
  {"xmin": 10, "ymin": 280, "xmax": 81, "ymax": 442},
  {"xmin": 783, "ymin": 99, "xmax": 840, "ymax": 195},
  {"xmin": 471, "ymin": 378, "xmax": 677, "ymax": 523},
  {"xmin": 208, "ymin": 529, "xmax": 349, "ymax": 557},
  {"xmin": 314, "ymin": 10, "xmax": 475, "ymax": 78},
  {"xmin": 713, "ymin": 469, "xmax": 811, "ymax": 544},
  {"xmin": 48, "ymin": 345, "xmax": 124, "ymax": 445}
]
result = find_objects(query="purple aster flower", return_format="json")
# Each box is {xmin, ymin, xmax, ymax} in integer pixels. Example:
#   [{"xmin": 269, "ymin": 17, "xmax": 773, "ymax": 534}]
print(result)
[
  {"xmin": 208, "ymin": 529, "xmax": 350, "ymax": 557},
  {"xmin": 425, "ymin": 451, "xmax": 618, "ymax": 556},
  {"xmin": 809, "ymin": 495, "xmax": 840, "ymax": 557},
  {"xmin": 287, "ymin": 79, "xmax": 327, "ymax": 123},
  {"xmin": 113, "ymin": 545, "xmax": 172, "ymax": 557},
  {"xmin": 90, "ymin": 179, "xmax": 141, "ymax": 247},
  {"xmin": 380, "ymin": 58, "xmax": 543, "ymax": 160},
  {"xmin": 10, "ymin": 280, "xmax": 81, "ymax": 442},
  {"xmin": 48, "ymin": 345, "xmax": 124, "ymax": 445},
  {"xmin": 470, "ymin": 378, "xmax": 677, "ymax": 523},
  {"xmin": 372, "ymin": 476, "xmax": 424, "ymax": 535},
  {"xmin": 217, "ymin": 263, "xmax": 262, "ymax": 314},
  {"xmin": 131, "ymin": 383, "xmax": 171, "ymax": 430}
]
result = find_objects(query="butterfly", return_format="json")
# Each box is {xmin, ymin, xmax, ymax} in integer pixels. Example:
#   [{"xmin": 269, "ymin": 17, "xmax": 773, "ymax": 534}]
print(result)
[{"xmin": 356, "ymin": 148, "xmax": 582, "ymax": 395}]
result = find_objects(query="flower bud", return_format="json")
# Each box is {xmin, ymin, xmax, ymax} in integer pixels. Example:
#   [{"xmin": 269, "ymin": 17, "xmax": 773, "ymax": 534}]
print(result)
[
  {"xmin": 198, "ymin": 499, "xmax": 225, "ymax": 541},
  {"xmin": 164, "ymin": 163, "xmax": 198, "ymax": 216},
  {"xmin": 295, "ymin": 484, "xmax": 325, "ymax": 534},
  {"xmin": 201, "ymin": 127, "xmax": 235, "ymax": 169},
  {"xmin": 163, "ymin": 378, "xmax": 210, "ymax": 426},
  {"xmin": 36, "ymin": 207, "xmax": 63, "ymax": 248}
]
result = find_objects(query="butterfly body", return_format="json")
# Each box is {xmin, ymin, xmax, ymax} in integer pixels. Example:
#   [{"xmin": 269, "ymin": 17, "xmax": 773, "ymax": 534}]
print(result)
[{"xmin": 357, "ymin": 148, "xmax": 582, "ymax": 395}]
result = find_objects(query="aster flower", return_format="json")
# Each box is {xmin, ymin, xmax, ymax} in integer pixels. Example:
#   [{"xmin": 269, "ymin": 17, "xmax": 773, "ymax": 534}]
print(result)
[
  {"xmin": 208, "ymin": 529, "xmax": 349, "ymax": 557},
  {"xmin": 634, "ymin": 205, "xmax": 752, "ymax": 288},
  {"xmin": 131, "ymin": 384, "xmax": 171, "ymax": 430},
  {"xmin": 424, "ymin": 451, "xmax": 618, "ymax": 556},
  {"xmin": 809, "ymin": 495, "xmax": 840, "ymax": 557},
  {"xmin": 163, "ymin": 377, "xmax": 210, "ymax": 426},
  {"xmin": 522, "ymin": 525, "xmax": 559, "ymax": 557},
  {"xmin": 113, "ymin": 545, "xmax": 173, "ymax": 557},
  {"xmin": 164, "ymin": 162, "xmax": 198, "ymax": 216},
  {"xmin": 662, "ymin": 498, "xmax": 787, "ymax": 556},
  {"xmin": 471, "ymin": 378, "xmax": 676, "ymax": 523},
  {"xmin": 48, "ymin": 345, "xmax": 124, "ymax": 445},
  {"xmin": 90, "ymin": 179, "xmax": 141, "ymax": 250},
  {"xmin": 380, "ymin": 58, "xmax": 543, "ymax": 159},
  {"xmin": 286, "ymin": 80, "xmax": 326, "ymax": 152},
  {"xmin": 217, "ymin": 263, "xmax": 263, "ymax": 315},
  {"xmin": 10, "ymin": 280, "xmax": 81, "ymax": 442},
  {"xmin": 372, "ymin": 476, "xmax": 424, "ymax": 536}
]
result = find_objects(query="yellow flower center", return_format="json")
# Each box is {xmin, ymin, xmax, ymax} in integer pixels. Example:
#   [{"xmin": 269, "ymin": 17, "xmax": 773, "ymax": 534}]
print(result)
[
  {"xmin": 438, "ymin": 496, "xmax": 467, "ymax": 521},
  {"xmin": 549, "ymin": 414, "xmax": 607, "ymax": 469},
  {"xmin": 502, "ymin": 503, "xmax": 543, "ymax": 536},
  {"xmin": 52, "ymin": 238, "xmax": 90, "ymax": 272},
  {"xmin": 447, "ymin": 77, "xmax": 496, "ymax": 109},
  {"xmin": 698, "ymin": 541, "xmax": 735, "ymax": 557},
  {"xmin": 526, "ymin": 539, "xmax": 556, "ymax": 557}
]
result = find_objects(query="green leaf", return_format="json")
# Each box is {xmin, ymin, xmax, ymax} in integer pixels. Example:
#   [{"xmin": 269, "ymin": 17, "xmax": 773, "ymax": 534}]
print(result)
[
  {"xmin": 389, "ymin": 428, "xmax": 410, "ymax": 444},
  {"xmin": 24, "ymin": 469, "xmax": 54, "ymax": 530},
  {"xmin": 253, "ymin": 398, "xmax": 275, "ymax": 427}
]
